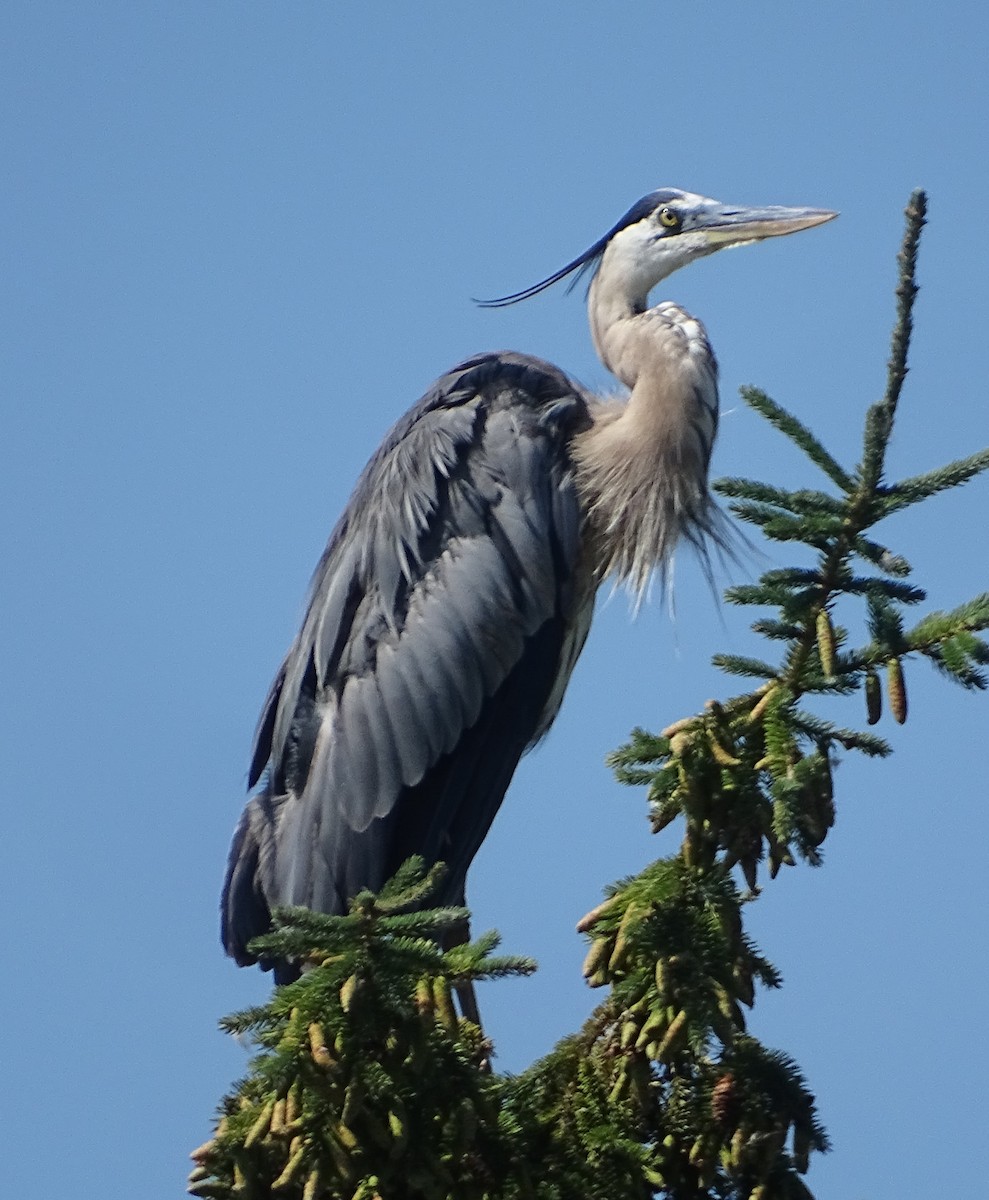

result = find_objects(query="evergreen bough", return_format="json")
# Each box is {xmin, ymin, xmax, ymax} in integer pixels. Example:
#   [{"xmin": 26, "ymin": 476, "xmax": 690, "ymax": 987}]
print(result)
[{"xmin": 191, "ymin": 192, "xmax": 989, "ymax": 1199}]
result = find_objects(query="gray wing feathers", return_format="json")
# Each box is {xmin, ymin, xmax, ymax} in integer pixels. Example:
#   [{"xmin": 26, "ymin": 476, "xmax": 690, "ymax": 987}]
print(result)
[
  {"xmin": 225, "ymin": 353, "xmax": 592, "ymax": 953},
  {"xmin": 325, "ymin": 525, "xmax": 530, "ymax": 834}
]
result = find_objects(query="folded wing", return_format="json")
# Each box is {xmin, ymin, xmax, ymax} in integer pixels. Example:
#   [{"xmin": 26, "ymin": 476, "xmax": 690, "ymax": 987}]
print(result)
[{"xmin": 222, "ymin": 352, "xmax": 595, "ymax": 971}]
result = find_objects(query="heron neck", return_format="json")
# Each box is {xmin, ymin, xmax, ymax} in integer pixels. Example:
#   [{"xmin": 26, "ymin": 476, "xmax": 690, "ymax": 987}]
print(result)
[
  {"xmin": 571, "ymin": 296, "xmax": 718, "ymax": 598},
  {"xmin": 584, "ymin": 283, "xmax": 718, "ymax": 476},
  {"xmin": 590, "ymin": 301, "xmax": 674, "ymax": 398},
  {"xmin": 588, "ymin": 264, "xmax": 665, "ymax": 389}
]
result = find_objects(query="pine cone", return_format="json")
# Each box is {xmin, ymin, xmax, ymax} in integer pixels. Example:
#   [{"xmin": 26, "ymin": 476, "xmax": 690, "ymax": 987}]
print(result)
[{"xmin": 711, "ymin": 1073, "xmax": 739, "ymax": 1127}]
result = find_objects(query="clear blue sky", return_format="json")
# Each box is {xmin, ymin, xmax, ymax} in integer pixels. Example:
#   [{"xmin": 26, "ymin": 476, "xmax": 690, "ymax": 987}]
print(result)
[{"xmin": 3, "ymin": 4, "xmax": 987, "ymax": 1197}]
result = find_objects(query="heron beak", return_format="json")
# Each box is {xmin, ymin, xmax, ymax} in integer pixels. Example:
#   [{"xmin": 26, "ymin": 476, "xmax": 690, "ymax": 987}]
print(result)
[{"xmin": 699, "ymin": 205, "xmax": 837, "ymax": 248}]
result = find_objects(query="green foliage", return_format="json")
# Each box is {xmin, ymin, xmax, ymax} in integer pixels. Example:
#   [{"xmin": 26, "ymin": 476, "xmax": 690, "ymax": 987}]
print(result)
[
  {"xmin": 193, "ymin": 192, "xmax": 988, "ymax": 1199},
  {"xmin": 190, "ymin": 862, "xmax": 535, "ymax": 1200}
]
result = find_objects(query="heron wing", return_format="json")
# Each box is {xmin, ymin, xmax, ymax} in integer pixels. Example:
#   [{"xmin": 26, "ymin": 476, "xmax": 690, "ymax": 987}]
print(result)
[{"xmin": 223, "ymin": 353, "xmax": 594, "ymax": 965}]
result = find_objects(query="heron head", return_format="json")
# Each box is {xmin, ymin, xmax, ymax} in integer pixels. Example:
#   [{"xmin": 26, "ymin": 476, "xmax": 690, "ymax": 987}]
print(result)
[{"xmin": 478, "ymin": 189, "xmax": 837, "ymax": 309}]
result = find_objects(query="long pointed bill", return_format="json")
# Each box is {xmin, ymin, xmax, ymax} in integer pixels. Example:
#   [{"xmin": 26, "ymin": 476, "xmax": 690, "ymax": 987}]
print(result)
[{"xmin": 699, "ymin": 205, "xmax": 837, "ymax": 248}]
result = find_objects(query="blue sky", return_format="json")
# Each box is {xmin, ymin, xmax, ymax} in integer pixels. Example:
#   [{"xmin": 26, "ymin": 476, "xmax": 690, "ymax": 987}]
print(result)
[{"xmin": 3, "ymin": 4, "xmax": 988, "ymax": 1197}]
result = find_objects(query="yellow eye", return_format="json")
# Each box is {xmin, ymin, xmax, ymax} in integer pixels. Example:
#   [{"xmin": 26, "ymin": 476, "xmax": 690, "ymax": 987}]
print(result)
[{"xmin": 658, "ymin": 207, "xmax": 681, "ymax": 229}]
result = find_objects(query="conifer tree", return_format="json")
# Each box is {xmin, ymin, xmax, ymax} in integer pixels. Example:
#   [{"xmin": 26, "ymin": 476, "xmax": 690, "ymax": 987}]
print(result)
[{"xmin": 190, "ymin": 192, "xmax": 989, "ymax": 1200}]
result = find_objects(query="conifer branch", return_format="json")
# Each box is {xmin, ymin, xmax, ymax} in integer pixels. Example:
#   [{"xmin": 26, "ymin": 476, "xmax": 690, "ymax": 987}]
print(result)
[
  {"xmin": 715, "ymin": 478, "xmax": 847, "ymax": 515},
  {"xmin": 880, "ymin": 448, "xmax": 989, "ymax": 514},
  {"xmin": 730, "ymin": 389, "xmax": 856, "ymax": 492},
  {"xmin": 859, "ymin": 190, "xmax": 927, "ymax": 491},
  {"xmin": 885, "ymin": 190, "xmax": 927, "ymax": 423},
  {"xmin": 191, "ymin": 866, "xmax": 536, "ymax": 1200}
]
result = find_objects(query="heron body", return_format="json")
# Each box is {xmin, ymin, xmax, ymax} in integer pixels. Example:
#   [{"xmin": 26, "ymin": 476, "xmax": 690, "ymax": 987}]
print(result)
[{"xmin": 222, "ymin": 189, "xmax": 835, "ymax": 979}]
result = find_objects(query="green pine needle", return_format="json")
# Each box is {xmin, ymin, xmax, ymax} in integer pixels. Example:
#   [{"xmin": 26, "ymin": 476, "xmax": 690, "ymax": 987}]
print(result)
[
  {"xmin": 738, "ymin": 386, "xmax": 856, "ymax": 492},
  {"xmin": 906, "ymin": 593, "xmax": 989, "ymax": 645},
  {"xmin": 859, "ymin": 190, "xmax": 927, "ymax": 491},
  {"xmin": 715, "ymin": 477, "xmax": 846, "ymax": 515},
  {"xmin": 841, "ymin": 576, "xmax": 926, "ymax": 605},
  {"xmin": 711, "ymin": 653, "xmax": 780, "ymax": 680},
  {"xmin": 881, "ymin": 448, "xmax": 989, "ymax": 514},
  {"xmin": 852, "ymin": 536, "xmax": 912, "ymax": 577}
]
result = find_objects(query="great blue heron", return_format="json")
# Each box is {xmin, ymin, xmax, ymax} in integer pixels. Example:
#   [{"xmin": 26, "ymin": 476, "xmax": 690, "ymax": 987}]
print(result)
[{"xmin": 222, "ymin": 188, "xmax": 835, "ymax": 983}]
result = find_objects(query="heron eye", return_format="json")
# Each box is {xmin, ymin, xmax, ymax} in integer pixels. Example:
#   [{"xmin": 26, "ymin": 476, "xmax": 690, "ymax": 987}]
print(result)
[{"xmin": 658, "ymin": 207, "xmax": 682, "ymax": 230}]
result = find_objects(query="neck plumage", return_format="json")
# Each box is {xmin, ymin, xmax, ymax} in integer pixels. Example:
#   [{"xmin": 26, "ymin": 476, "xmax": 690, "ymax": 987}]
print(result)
[{"xmin": 571, "ymin": 260, "xmax": 722, "ymax": 598}]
